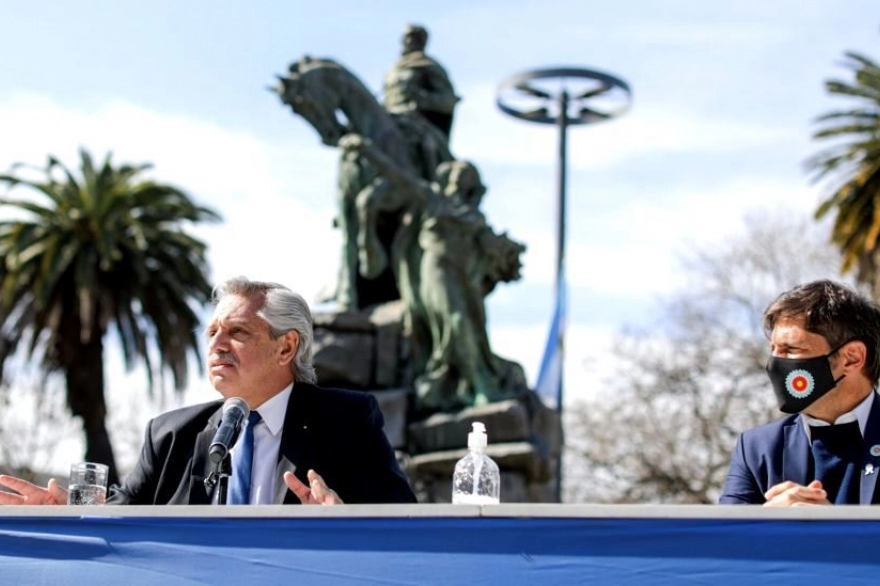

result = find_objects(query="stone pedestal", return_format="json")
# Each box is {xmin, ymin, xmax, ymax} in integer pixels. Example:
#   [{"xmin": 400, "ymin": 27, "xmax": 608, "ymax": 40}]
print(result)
[
  {"xmin": 312, "ymin": 302, "xmax": 563, "ymax": 503},
  {"xmin": 312, "ymin": 301, "xmax": 408, "ymax": 389}
]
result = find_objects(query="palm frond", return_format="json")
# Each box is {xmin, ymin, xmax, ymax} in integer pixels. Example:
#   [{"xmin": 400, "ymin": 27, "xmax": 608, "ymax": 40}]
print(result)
[
  {"xmin": 806, "ymin": 37, "xmax": 880, "ymax": 291},
  {"xmin": 0, "ymin": 147, "xmax": 221, "ymax": 392}
]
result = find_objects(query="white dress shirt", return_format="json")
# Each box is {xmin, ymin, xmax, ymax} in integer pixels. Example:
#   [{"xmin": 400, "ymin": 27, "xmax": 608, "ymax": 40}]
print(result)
[
  {"xmin": 230, "ymin": 383, "xmax": 292, "ymax": 505},
  {"xmin": 801, "ymin": 389, "xmax": 875, "ymax": 442}
]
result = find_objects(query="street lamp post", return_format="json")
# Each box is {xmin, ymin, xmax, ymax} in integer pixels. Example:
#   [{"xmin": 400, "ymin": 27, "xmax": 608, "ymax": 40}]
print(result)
[{"xmin": 497, "ymin": 66, "xmax": 631, "ymax": 501}]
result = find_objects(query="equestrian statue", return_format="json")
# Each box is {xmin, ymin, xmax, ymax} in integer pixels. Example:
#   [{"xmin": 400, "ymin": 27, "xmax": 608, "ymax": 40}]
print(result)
[{"xmin": 272, "ymin": 25, "xmax": 528, "ymax": 413}]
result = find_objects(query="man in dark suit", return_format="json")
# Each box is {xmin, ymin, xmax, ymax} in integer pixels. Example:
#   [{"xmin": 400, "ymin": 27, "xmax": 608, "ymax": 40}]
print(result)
[
  {"xmin": 720, "ymin": 279, "xmax": 880, "ymax": 506},
  {"xmin": 0, "ymin": 277, "xmax": 416, "ymax": 505}
]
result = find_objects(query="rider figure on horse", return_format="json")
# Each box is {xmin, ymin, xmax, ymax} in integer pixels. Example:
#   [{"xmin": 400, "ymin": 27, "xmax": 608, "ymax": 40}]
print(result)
[{"xmin": 382, "ymin": 24, "xmax": 460, "ymax": 141}]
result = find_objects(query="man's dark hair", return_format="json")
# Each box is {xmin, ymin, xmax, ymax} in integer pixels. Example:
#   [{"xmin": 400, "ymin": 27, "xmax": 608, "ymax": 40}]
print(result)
[{"xmin": 763, "ymin": 279, "xmax": 880, "ymax": 383}]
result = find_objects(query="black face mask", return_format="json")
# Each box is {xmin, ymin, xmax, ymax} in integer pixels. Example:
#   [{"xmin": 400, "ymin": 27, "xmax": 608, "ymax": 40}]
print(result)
[{"xmin": 766, "ymin": 344, "xmax": 848, "ymax": 414}]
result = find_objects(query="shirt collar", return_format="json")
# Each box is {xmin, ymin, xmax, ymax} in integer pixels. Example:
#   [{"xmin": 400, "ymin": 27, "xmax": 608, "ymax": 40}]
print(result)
[
  {"xmin": 253, "ymin": 383, "xmax": 292, "ymax": 437},
  {"xmin": 801, "ymin": 389, "xmax": 875, "ymax": 442}
]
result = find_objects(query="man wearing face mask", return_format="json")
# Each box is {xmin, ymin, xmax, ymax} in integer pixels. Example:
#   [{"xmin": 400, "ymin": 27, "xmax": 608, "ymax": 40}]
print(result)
[{"xmin": 720, "ymin": 279, "xmax": 880, "ymax": 505}]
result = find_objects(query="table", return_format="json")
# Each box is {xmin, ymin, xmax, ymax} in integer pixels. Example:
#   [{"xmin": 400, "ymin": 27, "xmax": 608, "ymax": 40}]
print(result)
[{"xmin": 2, "ymin": 504, "xmax": 880, "ymax": 584}]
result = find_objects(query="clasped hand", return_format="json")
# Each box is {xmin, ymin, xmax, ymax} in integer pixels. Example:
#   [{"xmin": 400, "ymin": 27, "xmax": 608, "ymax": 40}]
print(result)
[{"xmin": 763, "ymin": 480, "xmax": 831, "ymax": 506}]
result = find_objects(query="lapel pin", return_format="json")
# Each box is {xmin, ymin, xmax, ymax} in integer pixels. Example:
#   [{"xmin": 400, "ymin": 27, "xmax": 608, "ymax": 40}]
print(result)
[
  {"xmin": 870, "ymin": 445, "xmax": 880, "ymax": 457},
  {"xmin": 866, "ymin": 463, "xmax": 875, "ymax": 476}
]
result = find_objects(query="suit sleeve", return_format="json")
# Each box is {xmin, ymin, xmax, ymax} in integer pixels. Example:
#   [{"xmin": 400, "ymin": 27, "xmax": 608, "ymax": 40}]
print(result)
[
  {"xmin": 719, "ymin": 433, "xmax": 765, "ymax": 504},
  {"xmin": 106, "ymin": 418, "xmax": 159, "ymax": 505},
  {"xmin": 356, "ymin": 395, "xmax": 417, "ymax": 504}
]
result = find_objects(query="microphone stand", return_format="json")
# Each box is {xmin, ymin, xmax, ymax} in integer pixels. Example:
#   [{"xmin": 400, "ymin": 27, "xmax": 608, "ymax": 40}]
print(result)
[{"xmin": 204, "ymin": 454, "xmax": 232, "ymax": 505}]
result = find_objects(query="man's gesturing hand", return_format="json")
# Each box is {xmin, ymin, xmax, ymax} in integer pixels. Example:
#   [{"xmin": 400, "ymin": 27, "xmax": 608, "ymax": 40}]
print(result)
[
  {"xmin": 0, "ymin": 476, "xmax": 67, "ymax": 505},
  {"xmin": 284, "ymin": 469, "xmax": 343, "ymax": 505}
]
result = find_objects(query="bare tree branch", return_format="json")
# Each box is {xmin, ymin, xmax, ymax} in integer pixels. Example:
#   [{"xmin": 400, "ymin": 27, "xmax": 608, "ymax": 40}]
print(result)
[{"xmin": 565, "ymin": 210, "xmax": 849, "ymax": 503}]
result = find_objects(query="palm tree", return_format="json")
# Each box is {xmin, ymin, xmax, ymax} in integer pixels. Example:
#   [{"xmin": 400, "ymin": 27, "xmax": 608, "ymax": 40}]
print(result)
[
  {"xmin": 0, "ymin": 148, "xmax": 221, "ymax": 484},
  {"xmin": 807, "ymin": 46, "xmax": 880, "ymax": 296}
]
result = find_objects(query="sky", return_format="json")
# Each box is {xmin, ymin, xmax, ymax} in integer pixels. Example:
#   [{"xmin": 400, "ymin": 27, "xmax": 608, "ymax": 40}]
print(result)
[{"xmin": 0, "ymin": 1, "xmax": 877, "ymax": 469}]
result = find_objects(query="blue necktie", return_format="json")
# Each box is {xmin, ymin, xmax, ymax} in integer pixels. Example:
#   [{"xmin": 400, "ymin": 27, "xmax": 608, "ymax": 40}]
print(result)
[
  {"xmin": 228, "ymin": 411, "xmax": 261, "ymax": 505},
  {"xmin": 810, "ymin": 421, "xmax": 862, "ymax": 505}
]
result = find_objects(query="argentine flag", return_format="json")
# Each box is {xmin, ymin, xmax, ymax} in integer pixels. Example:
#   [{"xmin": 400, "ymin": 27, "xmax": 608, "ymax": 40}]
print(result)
[{"xmin": 534, "ymin": 279, "xmax": 566, "ymax": 410}]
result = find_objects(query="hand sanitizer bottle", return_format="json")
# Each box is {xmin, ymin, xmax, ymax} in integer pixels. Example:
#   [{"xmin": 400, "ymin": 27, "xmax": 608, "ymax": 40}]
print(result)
[{"xmin": 452, "ymin": 422, "xmax": 500, "ymax": 504}]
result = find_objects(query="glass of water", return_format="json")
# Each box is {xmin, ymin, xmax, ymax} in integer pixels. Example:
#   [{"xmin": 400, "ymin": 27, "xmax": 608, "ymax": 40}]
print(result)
[{"xmin": 67, "ymin": 462, "xmax": 109, "ymax": 505}]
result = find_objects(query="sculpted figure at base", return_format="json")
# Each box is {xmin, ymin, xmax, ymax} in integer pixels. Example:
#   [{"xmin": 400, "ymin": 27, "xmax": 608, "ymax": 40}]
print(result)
[{"xmin": 340, "ymin": 134, "xmax": 528, "ymax": 412}]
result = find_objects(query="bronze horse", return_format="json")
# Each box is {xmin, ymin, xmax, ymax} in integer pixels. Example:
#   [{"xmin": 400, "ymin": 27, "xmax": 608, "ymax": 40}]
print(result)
[{"xmin": 275, "ymin": 56, "xmax": 453, "ymax": 309}]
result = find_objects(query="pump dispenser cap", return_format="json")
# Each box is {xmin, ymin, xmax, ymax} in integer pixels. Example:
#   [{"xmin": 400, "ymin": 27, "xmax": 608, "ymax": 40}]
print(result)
[{"xmin": 468, "ymin": 422, "xmax": 488, "ymax": 449}]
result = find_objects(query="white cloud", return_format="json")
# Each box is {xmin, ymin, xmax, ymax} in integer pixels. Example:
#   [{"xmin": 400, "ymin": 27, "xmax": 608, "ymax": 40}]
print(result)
[
  {"xmin": 603, "ymin": 21, "xmax": 793, "ymax": 46},
  {"xmin": 453, "ymin": 83, "xmax": 796, "ymax": 171},
  {"xmin": 490, "ymin": 320, "xmax": 620, "ymax": 405},
  {"xmin": 501, "ymin": 178, "xmax": 821, "ymax": 300},
  {"xmin": 0, "ymin": 92, "xmax": 343, "ymax": 301},
  {"xmin": 0, "ymin": 91, "xmax": 828, "ymax": 422},
  {"xmin": 0, "ymin": 92, "xmax": 824, "ymax": 327},
  {"xmin": 569, "ymin": 181, "xmax": 820, "ymax": 292}
]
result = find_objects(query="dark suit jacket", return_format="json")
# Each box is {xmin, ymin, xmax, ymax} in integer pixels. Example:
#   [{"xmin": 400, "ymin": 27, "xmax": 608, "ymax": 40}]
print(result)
[
  {"xmin": 108, "ymin": 383, "xmax": 417, "ymax": 504},
  {"xmin": 719, "ymin": 395, "xmax": 880, "ymax": 504}
]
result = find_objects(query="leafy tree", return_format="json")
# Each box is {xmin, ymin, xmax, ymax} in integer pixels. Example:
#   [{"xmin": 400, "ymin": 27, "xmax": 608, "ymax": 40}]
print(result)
[
  {"xmin": 0, "ymin": 148, "xmax": 221, "ymax": 484},
  {"xmin": 564, "ymin": 211, "xmax": 846, "ymax": 503},
  {"xmin": 807, "ymin": 40, "xmax": 880, "ymax": 296}
]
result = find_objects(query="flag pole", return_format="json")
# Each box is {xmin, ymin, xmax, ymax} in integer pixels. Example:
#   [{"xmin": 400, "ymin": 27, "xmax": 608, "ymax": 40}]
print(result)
[
  {"xmin": 496, "ymin": 66, "xmax": 631, "ymax": 504},
  {"xmin": 553, "ymin": 89, "xmax": 569, "ymax": 502}
]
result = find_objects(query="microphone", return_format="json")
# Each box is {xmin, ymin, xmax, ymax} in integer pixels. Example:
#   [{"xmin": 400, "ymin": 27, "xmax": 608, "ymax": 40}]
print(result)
[{"xmin": 209, "ymin": 397, "xmax": 250, "ymax": 464}]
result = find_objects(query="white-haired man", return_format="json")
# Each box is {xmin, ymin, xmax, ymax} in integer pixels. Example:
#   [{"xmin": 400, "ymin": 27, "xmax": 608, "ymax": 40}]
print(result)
[{"xmin": 0, "ymin": 277, "xmax": 416, "ymax": 505}]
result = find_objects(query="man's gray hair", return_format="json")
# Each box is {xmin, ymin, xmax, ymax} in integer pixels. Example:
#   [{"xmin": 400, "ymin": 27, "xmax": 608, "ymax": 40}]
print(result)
[{"xmin": 212, "ymin": 276, "xmax": 317, "ymax": 384}]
